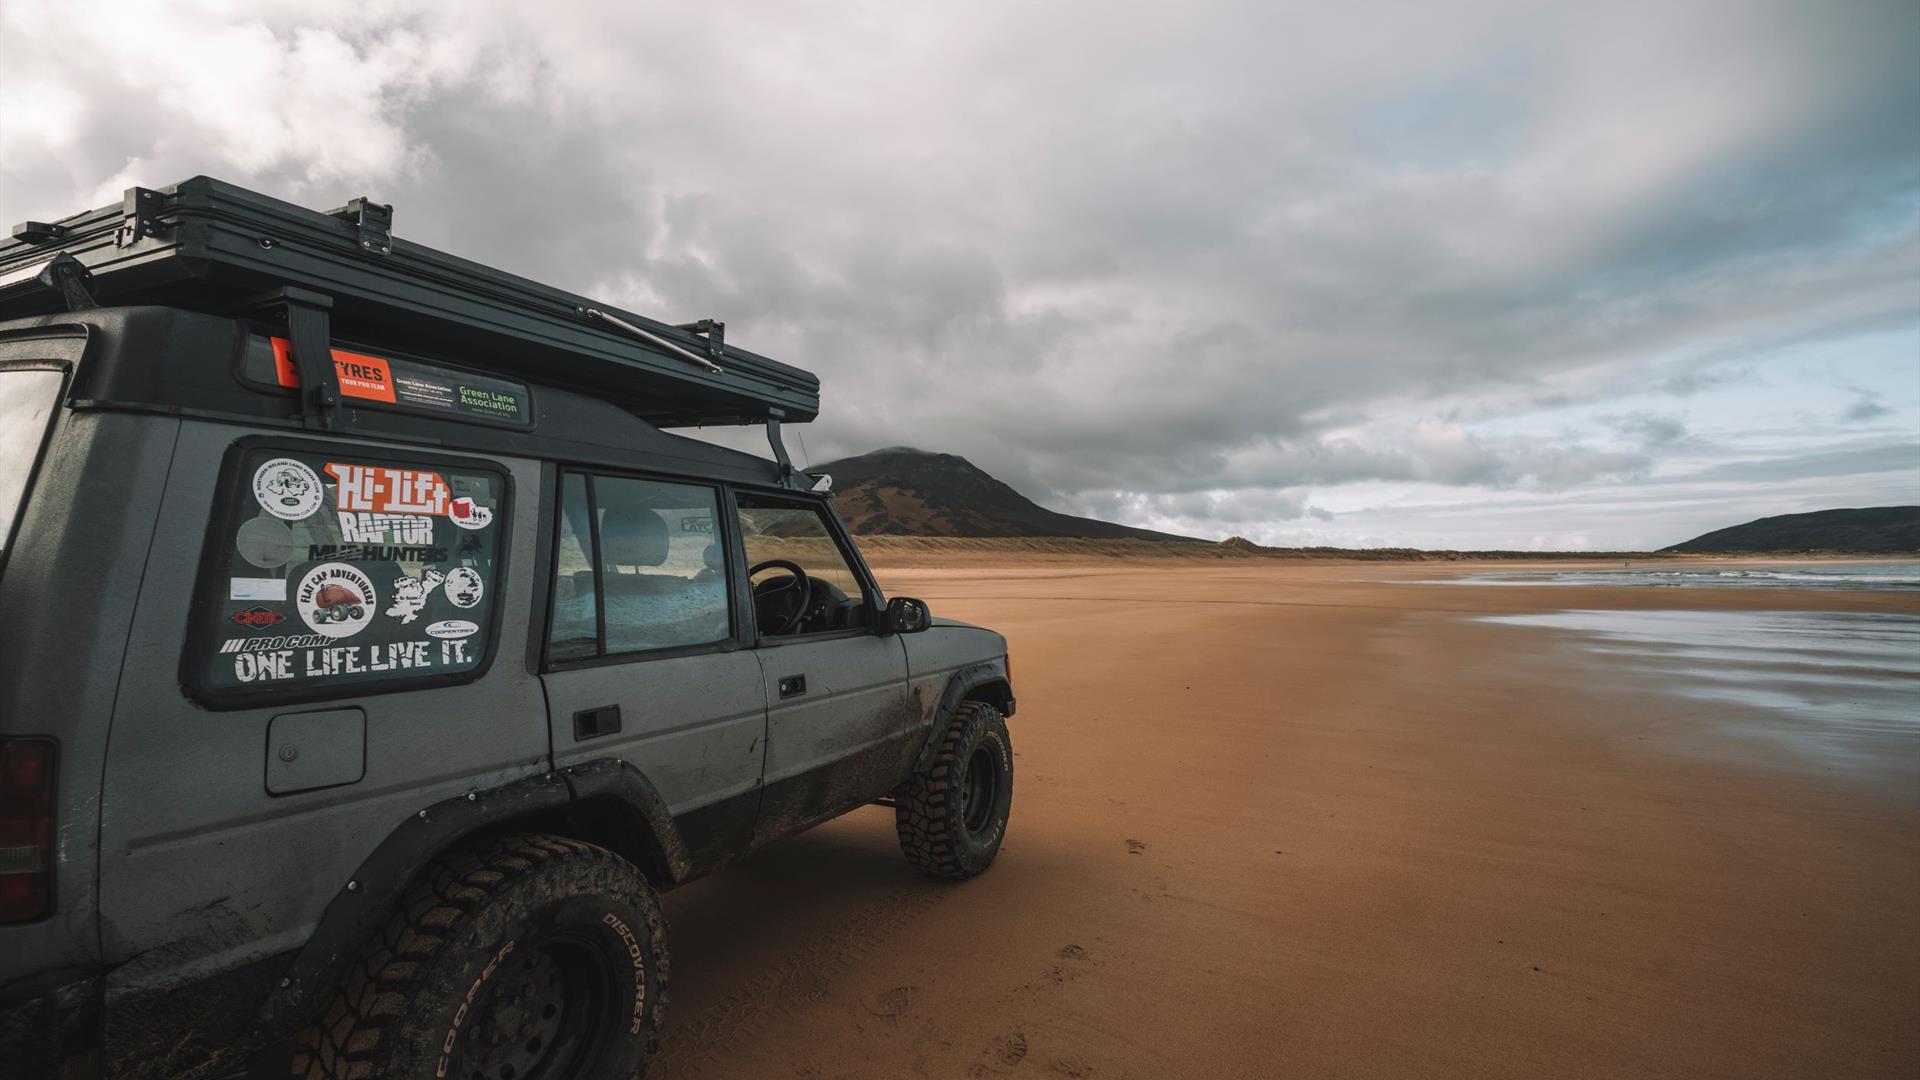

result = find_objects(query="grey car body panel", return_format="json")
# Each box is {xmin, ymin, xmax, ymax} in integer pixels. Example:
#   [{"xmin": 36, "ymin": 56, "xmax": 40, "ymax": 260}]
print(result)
[
  {"xmin": 0, "ymin": 294, "xmax": 1014, "ymax": 1076},
  {"xmin": 902, "ymin": 620, "xmax": 1014, "ymax": 773},
  {"xmin": 754, "ymin": 633, "xmax": 916, "ymax": 842},
  {"xmin": 544, "ymin": 650, "xmax": 769, "ymax": 816},
  {"xmin": 95, "ymin": 421, "xmax": 550, "ymax": 997},
  {"xmin": 0, "ymin": 397, "xmax": 179, "ymax": 999}
]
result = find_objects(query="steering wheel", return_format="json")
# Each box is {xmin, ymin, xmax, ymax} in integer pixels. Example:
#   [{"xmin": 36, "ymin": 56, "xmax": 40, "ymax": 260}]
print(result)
[{"xmin": 748, "ymin": 559, "xmax": 812, "ymax": 636}]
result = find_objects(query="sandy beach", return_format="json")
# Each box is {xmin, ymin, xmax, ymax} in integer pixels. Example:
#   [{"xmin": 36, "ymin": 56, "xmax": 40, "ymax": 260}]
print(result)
[{"xmin": 646, "ymin": 557, "xmax": 1920, "ymax": 1080}]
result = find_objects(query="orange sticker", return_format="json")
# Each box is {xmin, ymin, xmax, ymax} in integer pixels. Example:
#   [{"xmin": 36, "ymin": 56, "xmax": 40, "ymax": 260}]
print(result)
[
  {"xmin": 271, "ymin": 337, "xmax": 399, "ymax": 404},
  {"xmin": 323, "ymin": 463, "xmax": 451, "ymax": 515}
]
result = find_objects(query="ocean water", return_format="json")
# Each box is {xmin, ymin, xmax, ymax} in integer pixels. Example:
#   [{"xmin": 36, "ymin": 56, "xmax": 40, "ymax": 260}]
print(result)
[
  {"xmin": 1445, "ymin": 562, "xmax": 1920, "ymax": 590},
  {"xmin": 1482, "ymin": 609, "xmax": 1920, "ymax": 782}
]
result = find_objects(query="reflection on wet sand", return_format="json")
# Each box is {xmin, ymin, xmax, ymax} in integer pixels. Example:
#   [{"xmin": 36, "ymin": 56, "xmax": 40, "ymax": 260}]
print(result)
[{"xmin": 1484, "ymin": 608, "xmax": 1920, "ymax": 783}]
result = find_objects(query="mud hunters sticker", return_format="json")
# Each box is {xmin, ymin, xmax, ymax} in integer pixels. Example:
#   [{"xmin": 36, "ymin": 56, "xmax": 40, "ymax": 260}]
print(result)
[
  {"xmin": 295, "ymin": 563, "xmax": 377, "ymax": 639},
  {"xmin": 252, "ymin": 458, "xmax": 324, "ymax": 521}
]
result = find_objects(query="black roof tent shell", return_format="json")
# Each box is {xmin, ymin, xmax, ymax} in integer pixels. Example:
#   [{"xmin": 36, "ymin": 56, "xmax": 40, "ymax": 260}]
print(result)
[
  {"xmin": 0, "ymin": 305, "xmax": 797, "ymax": 490},
  {"xmin": 0, "ymin": 176, "xmax": 819, "ymax": 429}
]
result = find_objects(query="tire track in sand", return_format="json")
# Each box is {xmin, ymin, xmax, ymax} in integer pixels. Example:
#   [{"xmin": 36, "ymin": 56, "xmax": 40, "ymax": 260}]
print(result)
[{"xmin": 649, "ymin": 878, "xmax": 949, "ymax": 1078}]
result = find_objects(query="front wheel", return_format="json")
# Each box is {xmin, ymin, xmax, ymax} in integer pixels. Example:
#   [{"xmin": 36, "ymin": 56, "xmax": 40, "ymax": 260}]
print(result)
[
  {"xmin": 896, "ymin": 701, "xmax": 1014, "ymax": 879},
  {"xmin": 293, "ymin": 833, "xmax": 668, "ymax": 1080}
]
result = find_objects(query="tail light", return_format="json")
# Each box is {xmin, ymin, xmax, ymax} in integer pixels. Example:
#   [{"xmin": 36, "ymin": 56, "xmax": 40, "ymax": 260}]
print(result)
[{"xmin": 0, "ymin": 738, "xmax": 55, "ymax": 923}]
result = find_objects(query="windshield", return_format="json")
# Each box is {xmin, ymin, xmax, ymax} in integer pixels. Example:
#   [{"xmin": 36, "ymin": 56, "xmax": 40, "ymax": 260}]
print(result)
[{"xmin": 0, "ymin": 365, "xmax": 66, "ymax": 556}]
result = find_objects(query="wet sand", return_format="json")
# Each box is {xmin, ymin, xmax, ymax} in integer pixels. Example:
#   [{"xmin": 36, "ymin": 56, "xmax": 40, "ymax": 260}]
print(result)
[{"xmin": 648, "ymin": 560, "xmax": 1920, "ymax": 1080}]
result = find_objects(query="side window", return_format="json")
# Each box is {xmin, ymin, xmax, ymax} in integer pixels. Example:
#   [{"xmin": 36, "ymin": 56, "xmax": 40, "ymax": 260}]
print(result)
[
  {"xmin": 548, "ymin": 473, "xmax": 599, "ymax": 661},
  {"xmin": 545, "ymin": 473, "xmax": 730, "ymax": 661},
  {"xmin": 736, "ymin": 495, "xmax": 873, "ymax": 636},
  {"xmin": 192, "ymin": 445, "xmax": 507, "ymax": 701}
]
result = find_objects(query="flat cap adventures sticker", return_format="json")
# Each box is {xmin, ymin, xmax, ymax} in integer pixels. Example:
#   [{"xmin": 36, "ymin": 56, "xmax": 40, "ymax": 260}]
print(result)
[
  {"xmin": 252, "ymin": 458, "xmax": 324, "ymax": 521},
  {"xmin": 296, "ymin": 563, "xmax": 377, "ymax": 639}
]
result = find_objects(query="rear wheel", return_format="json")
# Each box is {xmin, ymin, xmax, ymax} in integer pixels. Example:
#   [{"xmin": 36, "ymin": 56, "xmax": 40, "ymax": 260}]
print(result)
[
  {"xmin": 293, "ymin": 833, "xmax": 668, "ymax": 1080},
  {"xmin": 896, "ymin": 701, "xmax": 1014, "ymax": 879}
]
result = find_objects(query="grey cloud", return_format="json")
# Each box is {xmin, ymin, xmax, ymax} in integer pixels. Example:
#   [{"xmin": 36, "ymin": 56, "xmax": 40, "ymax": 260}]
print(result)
[
  {"xmin": 4, "ymin": 0, "xmax": 1916, "ymax": 546},
  {"xmin": 1841, "ymin": 392, "xmax": 1891, "ymax": 423},
  {"xmin": 1604, "ymin": 412, "xmax": 1687, "ymax": 447},
  {"xmin": 1680, "ymin": 443, "xmax": 1919, "ymax": 484}
]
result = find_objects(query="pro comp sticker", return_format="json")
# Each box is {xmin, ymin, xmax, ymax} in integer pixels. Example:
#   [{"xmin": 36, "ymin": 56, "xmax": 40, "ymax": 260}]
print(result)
[
  {"xmin": 252, "ymin": 458, "xmax": 324, "ymax": 521},
  {"xmin": 295, "ymin": 563, "xmax": 377, "ymax": 639}
]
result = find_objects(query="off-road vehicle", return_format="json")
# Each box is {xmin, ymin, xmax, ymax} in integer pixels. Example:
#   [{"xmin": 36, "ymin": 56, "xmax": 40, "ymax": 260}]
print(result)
[{"xmin": 0, "ymin": 178, "xmax": 1016, "ymax": 1079}]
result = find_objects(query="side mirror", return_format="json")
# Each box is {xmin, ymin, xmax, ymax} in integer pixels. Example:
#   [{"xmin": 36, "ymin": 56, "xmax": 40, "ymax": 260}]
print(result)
[{"xmin": 884, "ymin": 596, "xmax": 931, "ymax": 634}]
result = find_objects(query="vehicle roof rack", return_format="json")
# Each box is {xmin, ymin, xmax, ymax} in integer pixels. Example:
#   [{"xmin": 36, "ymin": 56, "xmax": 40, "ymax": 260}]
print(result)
[{"xmin": 0, "ymin": 177, "xmax": 819, "ymax": 429}]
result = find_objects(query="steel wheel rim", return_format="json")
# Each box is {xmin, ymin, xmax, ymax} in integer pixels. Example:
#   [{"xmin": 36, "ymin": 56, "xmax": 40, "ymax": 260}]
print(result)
[
  {"xmin": 962, "ymin": 745, "xmax": 999, "ymax": 836},
  {"xmin": 452, "ymin": 928, "xmax": 622, "ymax": 1080}
]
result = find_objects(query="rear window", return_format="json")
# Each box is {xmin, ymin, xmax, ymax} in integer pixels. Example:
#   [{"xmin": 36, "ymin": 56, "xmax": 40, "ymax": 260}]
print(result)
[
  {"xmin": 0, "ymin": 364, "xmax": 66, "ymax": 557},
  {"xmin": 188, "ymin": 443, "xmax": 509, "ymax": 704}
]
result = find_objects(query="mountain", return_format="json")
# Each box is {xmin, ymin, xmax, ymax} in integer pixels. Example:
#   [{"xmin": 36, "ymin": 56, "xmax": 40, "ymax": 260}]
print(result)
[
  {"xmin": 1661, "ymin": 507, "xmax": 1920, "ymax": 553},
  {"xmin": 815, "ymin": 447, "xmax": 1196, "ymax": 541}
]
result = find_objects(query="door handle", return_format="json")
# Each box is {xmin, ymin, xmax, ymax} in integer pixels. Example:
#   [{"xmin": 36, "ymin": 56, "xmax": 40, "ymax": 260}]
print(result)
[
  {"xmin": 573, "ymin": 704, "xmax": 622, "ymax": 740},
  {"xmin": 778, "ymin": 675, "xmax": 807, "ymax": 699}
]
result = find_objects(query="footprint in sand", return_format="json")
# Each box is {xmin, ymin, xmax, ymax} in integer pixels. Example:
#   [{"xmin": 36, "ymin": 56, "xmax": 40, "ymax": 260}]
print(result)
[
  {"xmin": 1053, "ymin": 1059, "xmax": 1094, "ymax": 1078},
  {"xmin": 864, "ymin": 985, "xmax": 917, "ymax": 1024},
  {"xmin": 1125, "ymin": 839, "xmax": 1147, "ymax": 854},
  {"xmin": 987, "ymin": 1032, "xmax": 1029, "ymax": 1069}
]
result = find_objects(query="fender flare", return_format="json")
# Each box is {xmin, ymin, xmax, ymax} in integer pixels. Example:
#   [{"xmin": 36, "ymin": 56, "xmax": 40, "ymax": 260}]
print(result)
[
  {"xmin": 250, "ymin": 759, "xmax": 688, "ymax": 1041},
  {"xmin": 912, "ymin": 662, "xmax": 1015, "ymax": 775}
]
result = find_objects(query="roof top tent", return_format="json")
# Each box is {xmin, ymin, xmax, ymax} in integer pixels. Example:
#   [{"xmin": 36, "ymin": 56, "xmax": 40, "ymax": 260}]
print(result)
[{"xmin": 0, "ymin": 176, "xmax": 818, "ymax": 476}]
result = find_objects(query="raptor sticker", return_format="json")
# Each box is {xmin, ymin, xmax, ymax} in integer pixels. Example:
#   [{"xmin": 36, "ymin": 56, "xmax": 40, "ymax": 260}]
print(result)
[
  {"xmin": 339, "ymin": 512, "xmax": 436, "ymax": 545},
  {"xmin": 295, "ymin": 563, "xmax": 377, "ymax": 639},
  {"xmin": 251, "ymin": 458, "xmax": 323, "ymax": 521}
]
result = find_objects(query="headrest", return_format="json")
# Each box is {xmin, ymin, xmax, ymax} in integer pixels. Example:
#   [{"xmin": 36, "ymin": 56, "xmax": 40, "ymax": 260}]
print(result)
[{"xmin": 601, "ymin": 506, "xmax": 669, "ymax": 567}]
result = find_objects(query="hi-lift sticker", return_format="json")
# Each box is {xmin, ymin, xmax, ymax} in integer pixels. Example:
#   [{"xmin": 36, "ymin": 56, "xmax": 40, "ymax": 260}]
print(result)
[{"xmin": 325, "ymin": 464, "xmax": 493, "ymax": 532}]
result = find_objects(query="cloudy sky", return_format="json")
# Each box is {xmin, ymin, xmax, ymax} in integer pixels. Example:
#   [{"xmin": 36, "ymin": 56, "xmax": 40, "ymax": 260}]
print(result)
[{"xmin": 5, "ymin": 0, "xmax": 1915, "ymax": 549}]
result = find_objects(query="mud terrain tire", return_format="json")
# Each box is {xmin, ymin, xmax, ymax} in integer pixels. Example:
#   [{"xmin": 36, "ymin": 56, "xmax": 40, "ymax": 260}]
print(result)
[
  {"xmin": 292, "ymin": 833, "xmax": 668, "ymax": 1080},
  {"xmin": 896, "ymin": 701, "xmax": 1014, "ymax": 879}
]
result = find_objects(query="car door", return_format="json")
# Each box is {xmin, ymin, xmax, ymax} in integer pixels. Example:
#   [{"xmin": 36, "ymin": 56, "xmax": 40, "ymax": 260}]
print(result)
[
  {"xmin": 734, "ymin": 492, "xmax": 915, "ymax": 845},
  {"xmin": 540, "ymin": 471, "xmax": 767, "ymax": 873}
]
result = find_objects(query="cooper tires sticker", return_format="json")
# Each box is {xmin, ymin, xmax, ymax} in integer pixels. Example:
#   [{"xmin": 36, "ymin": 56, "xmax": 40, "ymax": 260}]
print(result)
[
  {"xmin": 425, "ymin": 619, "xmax": 478, "ymax": 639},
  {"xmin": 252, "ymin": 458, "xmax": 324, "ymax": 521},
  {"xmin": 295, "ymin": 562, "xmax": 378, "ymax": 639}
]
